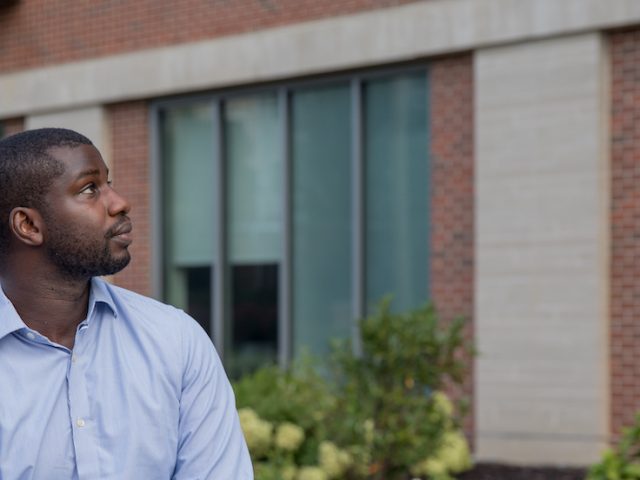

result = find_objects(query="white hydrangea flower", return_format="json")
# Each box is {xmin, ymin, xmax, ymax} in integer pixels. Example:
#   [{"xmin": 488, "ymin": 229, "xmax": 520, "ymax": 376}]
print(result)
[
  {"xmin": 237, "ymin": 408, "xmax": 272, "ymax": 457},
  {"xmin": 437, "ymin": 431, "xmax": 472, "ymax": 473},
  {"xmin": 363, "ymin": 419, "xmax": 375, "ymax": 445},
  {"xmin": 275, "ymin": 422, "xmax": 305, "ymax": 452},
  {"xmin": 410, "ymin": 458, "xmax": 447, "ymax": 478},
  {"xmin": 318, "ymin": 441, "xmax": 352, "ymax": 479},
  {"xmin": 297, "ymin": 466, "xmax": 328, "ymax": 480},
  {"xmin": 282, "ymin": 465, "xmax": 297, "ymax": 480},
  {"xmin": 432, "ymin": 391, "xmax": 454, "ymax": 418}
]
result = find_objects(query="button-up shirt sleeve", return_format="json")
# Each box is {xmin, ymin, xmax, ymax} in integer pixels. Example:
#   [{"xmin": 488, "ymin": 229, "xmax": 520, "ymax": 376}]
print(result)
[{"xmin": 172, "ymin": 311, "xmax": 253, "ymax": 480}]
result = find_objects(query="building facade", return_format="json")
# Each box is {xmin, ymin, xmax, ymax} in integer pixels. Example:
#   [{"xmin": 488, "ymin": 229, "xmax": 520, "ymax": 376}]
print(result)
[{"xmin": 1, "ymin": 0, "xmax": 639, "ymax": 466}]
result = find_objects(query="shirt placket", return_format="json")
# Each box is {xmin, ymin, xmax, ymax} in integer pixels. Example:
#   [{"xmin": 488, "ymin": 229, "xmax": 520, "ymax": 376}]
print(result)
[{"xmin": 67, "ymin": 321, "xmax": 100, "ymax": 478}]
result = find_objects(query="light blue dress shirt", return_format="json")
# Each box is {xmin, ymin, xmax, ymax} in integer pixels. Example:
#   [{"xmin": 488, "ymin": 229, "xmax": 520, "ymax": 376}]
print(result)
[{"xmin": 0, "ymin": 278, "xmax": 253, "ymax": 479}]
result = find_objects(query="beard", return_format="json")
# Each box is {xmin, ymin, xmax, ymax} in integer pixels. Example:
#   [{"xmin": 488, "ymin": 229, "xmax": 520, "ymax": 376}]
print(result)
[{"xmin": 44, "ymin": 214, "xmax": 131, "ymax": 281}]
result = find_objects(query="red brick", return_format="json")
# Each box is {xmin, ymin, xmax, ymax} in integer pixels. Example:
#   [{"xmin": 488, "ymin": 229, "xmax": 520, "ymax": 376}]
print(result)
[
  {"xmin": 611, "ymin": 27, "xmax": 640, "ymax": 437},
  {"xmin": 108, "ymin": 101, "xmax": 151, "ymax": 296},
  {"xmin": 0, "ymin": 0, "xmax": 426, "ymax": 73},
  {"xmin": 1, "ymin": 118, "xmax": 24, "ymax": 137},
  {"xmin": 429, "ymin": 53, "xmax": 474, "ymax": 443}
]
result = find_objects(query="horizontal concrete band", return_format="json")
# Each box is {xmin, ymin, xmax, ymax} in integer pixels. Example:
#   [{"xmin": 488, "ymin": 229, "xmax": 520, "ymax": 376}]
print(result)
[{"xmin": 2, "ymin": 0, "xmax": 640, "ymax": 117}]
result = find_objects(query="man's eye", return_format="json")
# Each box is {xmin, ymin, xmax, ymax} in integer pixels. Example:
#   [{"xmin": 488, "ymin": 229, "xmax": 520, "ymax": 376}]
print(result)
[{"xmin": 80, "ymin": 184, "xmax": 98, "ymax": 195}]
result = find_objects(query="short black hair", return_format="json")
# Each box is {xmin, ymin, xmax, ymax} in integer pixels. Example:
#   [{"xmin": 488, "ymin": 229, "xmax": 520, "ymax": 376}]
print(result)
[{"xmin": 0, "ymin": 128, "xmax": 93, "ymax": 262}]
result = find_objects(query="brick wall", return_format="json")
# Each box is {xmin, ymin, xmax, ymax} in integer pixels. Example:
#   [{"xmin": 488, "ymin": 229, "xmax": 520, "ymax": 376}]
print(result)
[
  {"xmin": 429, "ymin": 54, "xmax": 475, "ymax": 439},
  {"xmin": 1, "ymin": 118, "xmax": 24, "ymax": 138},
  {"xmin": 109, "ymin": 101, "xmax": 151, "ymax": 296},
  {"xmin": 610, "ymin": 28, "xmax": 640, "ymax": 437},
  {"xmin": 0, "ymin": 0, "xmax": 423, "ymax": 73}
]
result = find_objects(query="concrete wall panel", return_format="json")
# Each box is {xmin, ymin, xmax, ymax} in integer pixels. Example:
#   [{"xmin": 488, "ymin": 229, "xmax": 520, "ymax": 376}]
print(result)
[
  {"xmin": 475, "ymin": 33, "xmax": 610, "ymax": 464},
  {"xmin": 26, "ymin": 107, "xmax": 112, "ymax": 168}
]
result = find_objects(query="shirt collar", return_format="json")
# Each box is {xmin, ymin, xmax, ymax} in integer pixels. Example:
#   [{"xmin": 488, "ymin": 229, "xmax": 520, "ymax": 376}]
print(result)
[
  {"xmin": 0, "ymin": 277, "xmax": 118, "ymax": 340},
  {"xmin": 87, "ymin": 277, "xmax": 118, "ymax": 321},
  {"xmin": 0, "ymin": 283, "xmax": 28, "ymax": 340}
]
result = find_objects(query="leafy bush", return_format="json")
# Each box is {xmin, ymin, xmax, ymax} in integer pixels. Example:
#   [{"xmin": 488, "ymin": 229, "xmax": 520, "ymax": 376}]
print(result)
[
  {"xmin": 233, "ymin": 300, "xmax": 473, "ymax": 480},
  {"xmin": 588, "ymin": 413, "xmax": 640, "ymax": 479}
]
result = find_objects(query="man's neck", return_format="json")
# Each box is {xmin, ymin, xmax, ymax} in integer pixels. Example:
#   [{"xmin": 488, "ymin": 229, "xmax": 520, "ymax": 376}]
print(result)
[{"xmin": 0, "ymin": 272, "xmax": 91, "ymax": 350}]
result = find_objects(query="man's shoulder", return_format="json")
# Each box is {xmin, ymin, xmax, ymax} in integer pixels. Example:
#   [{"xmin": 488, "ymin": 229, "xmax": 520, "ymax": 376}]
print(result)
[
  {"xmin": 93, "ymin": 278, "xmax": 199, "ymax": 334},
  {"xmin": 100, "ymin": 279, "xmax": 171, "ymax": 309},
  {"xmin": 92, "ymin": 279, "xmax": 215, "ymax": 369}
]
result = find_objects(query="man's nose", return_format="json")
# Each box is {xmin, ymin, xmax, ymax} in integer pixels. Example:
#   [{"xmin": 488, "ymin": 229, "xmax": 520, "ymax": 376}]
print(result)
[{"xmin": 107, "ymin": 187, "xmax": 132, "ymax": 216}]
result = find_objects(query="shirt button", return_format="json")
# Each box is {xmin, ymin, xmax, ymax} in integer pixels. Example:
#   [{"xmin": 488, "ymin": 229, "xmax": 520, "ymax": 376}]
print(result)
[
  {"xmin": 26, "ymin": 332, "xmax": 36, "ymax": 340},
  {"xmin": 76, "ymin": 418, "xmax": 86, "ymax": 428},
  {"xmin": 72, "ymin": 355, "xmax": 78, "ymax": 363}
]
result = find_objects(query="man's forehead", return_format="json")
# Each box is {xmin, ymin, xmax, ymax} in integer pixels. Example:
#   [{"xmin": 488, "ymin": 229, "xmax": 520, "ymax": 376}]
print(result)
[{"xmin": 47, "ymin": 144, "xmax": 107, "ymax": 176}]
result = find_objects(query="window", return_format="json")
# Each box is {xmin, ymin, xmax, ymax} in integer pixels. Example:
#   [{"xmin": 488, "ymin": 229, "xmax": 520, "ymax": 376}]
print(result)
[
  {"xmin": 161, "ymin": 104, "xmax": 215, "ymax": 334},
  {"xmin": 364, "ymin": 74, "xmax": 430, "ymax": 313},
  {"xmin": 157, "ymin": 68, "xmax": 429, "ymax": 375},
  {"xmin": 291, "ymin": 83, "xmax": 352, "ymax": 356},
  {"xmin": 224, "ymin": 93, "xmax": 282, "ymax": 375}
]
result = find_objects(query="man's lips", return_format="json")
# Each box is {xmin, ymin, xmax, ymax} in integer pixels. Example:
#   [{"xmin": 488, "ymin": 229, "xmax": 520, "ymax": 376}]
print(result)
[{"xmin": 109, "ymin": 221, "xmax": 133, "ymax": 246}]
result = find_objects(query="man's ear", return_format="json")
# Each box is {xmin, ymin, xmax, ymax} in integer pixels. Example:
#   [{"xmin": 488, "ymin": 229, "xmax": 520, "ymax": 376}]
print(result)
[{"xmin": 9, "ymin": 207, "xmax": 45, "ymax": 247}]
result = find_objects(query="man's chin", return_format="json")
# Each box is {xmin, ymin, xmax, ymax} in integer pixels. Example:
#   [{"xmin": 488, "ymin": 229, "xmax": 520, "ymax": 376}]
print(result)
[
  {"xmin": 102, "ymin": 253, "xmax": 131, "ymax": 276},
  {"xmin": 82, "ymin": 252, "xmax": 132, "ymax": 279}
]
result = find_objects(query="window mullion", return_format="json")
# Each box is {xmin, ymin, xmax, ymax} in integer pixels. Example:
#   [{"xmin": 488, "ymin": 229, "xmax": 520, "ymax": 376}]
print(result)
[
  {"xmin": 212, "ymin": 99, "xmax": 226, "ymax": 359},
  {"xmin": 351, "ymin": 78, "xmax": 364, "ymax": 356},
  {"xmin": 149, "ymin": 104, "xmax": 163, "ymax": 300},
  {"xmin": 279, "ymin": 87, "xmax": 292, "ymax": 368}
]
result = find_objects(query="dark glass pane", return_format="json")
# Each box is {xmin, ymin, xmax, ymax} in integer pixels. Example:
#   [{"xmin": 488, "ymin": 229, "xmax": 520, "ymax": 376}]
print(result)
[
  {"xmin": 186, "ymin": 267, "xmax": 212, "ymax": 335},
  {"xmin": 228, "ymin": 264, "xmax": 278, "ymax": 378}
]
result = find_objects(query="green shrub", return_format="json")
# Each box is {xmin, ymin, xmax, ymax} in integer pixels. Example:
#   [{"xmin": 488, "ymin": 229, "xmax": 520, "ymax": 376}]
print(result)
[
  {"xmin": 233, "ymin": 300, "xmax": 473, "ymax": 480},
  {"xmin": 326, "ymin": 299, "xmax": 472, "ymax": 480},
  {"xmin": 588, "ymin": 413, "xmax": 640, "ymax": 480},
  {"xmin": 234, "ymin": 361, "xmax": 335, "ymax": 473}
]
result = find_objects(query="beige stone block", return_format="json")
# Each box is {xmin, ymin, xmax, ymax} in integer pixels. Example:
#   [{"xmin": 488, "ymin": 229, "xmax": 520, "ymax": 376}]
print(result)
[
  {"xmin": 475, "ymin": 436, "xmax": 607, "ymax": 467},
  {"xmin": 474, "ymin": 32, "xmax": 610, "ymax": 464},
  {"xmin": 477, "ymin": 172, "xmax": 601, "ymax": 245}
]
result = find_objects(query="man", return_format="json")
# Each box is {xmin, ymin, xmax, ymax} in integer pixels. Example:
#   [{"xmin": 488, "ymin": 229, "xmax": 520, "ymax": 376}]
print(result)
[{"xmin": 0, "ymin": 128, "xmax": 253, "ymax": 479}]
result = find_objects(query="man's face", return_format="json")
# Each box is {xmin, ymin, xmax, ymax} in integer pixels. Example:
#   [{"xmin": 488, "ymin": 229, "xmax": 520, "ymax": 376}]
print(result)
[{"xmin": 41, "ymin": 144, "xmax": 133, "ymax": 280}]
